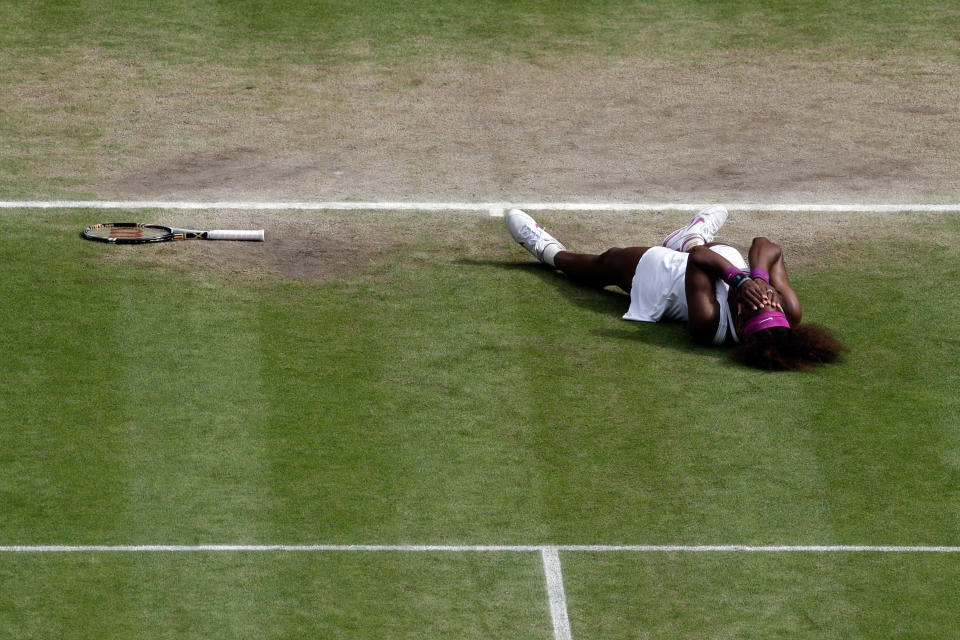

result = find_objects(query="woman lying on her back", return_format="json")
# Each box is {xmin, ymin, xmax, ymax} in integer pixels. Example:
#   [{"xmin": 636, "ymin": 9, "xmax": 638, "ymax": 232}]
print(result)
[{"xmin": 505, "ymin": 205, "xmax": 846, "ymax": 370}]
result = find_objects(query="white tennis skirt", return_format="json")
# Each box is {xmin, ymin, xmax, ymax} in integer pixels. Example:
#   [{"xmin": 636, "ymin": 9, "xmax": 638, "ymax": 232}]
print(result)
[
  {"xmin": 622, "ymin": 247, "xmax": 690, "ymax": 323},
  {"xmin": 623, "ymin": 245, "xmax": 746, "ymax": 329}
]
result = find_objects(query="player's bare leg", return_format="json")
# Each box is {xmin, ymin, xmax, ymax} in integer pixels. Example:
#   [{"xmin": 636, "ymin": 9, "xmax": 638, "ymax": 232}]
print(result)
[
  {"xmin": 506, "ymin": 208, "xmax": 648, "ymax": 293},
  {"xmin": 554, "ymin": 247, "xmax": 649, "ymax": 293}
]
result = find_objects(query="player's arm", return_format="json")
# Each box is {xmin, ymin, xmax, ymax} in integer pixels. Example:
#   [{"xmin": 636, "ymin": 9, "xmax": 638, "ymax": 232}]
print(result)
[
  {"xmin": 747, "ymin": 237, "xmax": 802, "ymax": 325},
  {"xmin": 684, "ymin": 245, "xmax": 742, "ymax": 345}
]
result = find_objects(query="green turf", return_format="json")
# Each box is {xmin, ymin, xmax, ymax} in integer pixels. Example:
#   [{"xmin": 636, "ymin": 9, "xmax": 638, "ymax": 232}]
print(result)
[
  {"xmin": 564, "ymin": 551, "xmax": 960, "ymax": 639},
  {"xmin": 3, "ymin": 0, "xmax": 957, "ymax": 64},
  {"xmin": 2, "ymin": 212, "xmax": 955, "ymax": 546},
  {"xmin": 1, "ymin": 211, "xmax": 957, "ymax": 637},
  {"xmin": 0, "ymin": 551, "xmax": 550, "ymax": 639},
  {"xmin": 2, "ymin": 0, "xmax": 959, "ymax": 635}
]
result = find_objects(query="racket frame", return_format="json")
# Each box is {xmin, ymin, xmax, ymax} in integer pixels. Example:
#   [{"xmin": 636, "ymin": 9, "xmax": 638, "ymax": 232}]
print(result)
[{"xmin": 81, "ymin": 222, "xmax": 264, "ymax": 243}]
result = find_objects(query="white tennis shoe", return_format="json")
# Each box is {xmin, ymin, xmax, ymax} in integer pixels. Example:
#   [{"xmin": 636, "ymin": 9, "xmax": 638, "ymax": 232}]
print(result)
[
  {"xmin": 505, "ymin": 209, "xmax": 566, "ymax": 266},
  {"xmin": 662, "ymin": 204, "xmax": 729, "ymax": 252}
]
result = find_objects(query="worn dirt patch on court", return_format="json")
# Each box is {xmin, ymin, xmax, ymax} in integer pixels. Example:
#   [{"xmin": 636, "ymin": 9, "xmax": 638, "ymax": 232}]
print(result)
[
  {"xmin": 91, "ymin": 210, "xmax": 404, "ymax": 282},
  {"xmin": 81, "ymin": 48, "xmax": 960, "ymax": 281},
  {"xmin": 103, "ymin": 52, "xmax": 960, "ymax": 204},
  {"xmin": 92, "ymin": 209, "xmax": 955, "ymax": 283}
]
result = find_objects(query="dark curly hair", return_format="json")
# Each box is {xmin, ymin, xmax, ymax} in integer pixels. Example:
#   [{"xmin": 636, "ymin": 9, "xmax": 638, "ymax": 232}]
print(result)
[{"xmin": 730, "ymin": 324, "xmax": 848, "ymax": 371}]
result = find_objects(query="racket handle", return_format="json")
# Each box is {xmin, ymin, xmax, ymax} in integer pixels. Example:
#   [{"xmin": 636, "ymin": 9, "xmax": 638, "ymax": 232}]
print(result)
[{"xmin": 206, "ymin": 229, "xmax": 265, "ymax": 241}]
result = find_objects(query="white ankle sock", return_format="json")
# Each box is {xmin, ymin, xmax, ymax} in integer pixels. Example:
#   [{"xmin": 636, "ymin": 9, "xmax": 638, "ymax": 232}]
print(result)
[{"xmin": 542, "ymin": 243, "xmax": 562, "ymax": 267}]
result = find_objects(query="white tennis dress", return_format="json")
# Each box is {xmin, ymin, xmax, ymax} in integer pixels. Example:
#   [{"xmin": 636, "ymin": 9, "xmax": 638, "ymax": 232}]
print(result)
[{"xmin": 623, "ymin": 245, "xmax": 747, "ymax": 345}]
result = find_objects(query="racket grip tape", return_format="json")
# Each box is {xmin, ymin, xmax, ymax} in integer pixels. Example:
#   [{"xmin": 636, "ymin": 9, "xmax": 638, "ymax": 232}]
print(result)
[{"xmin": 206, "ymin": 229, "xmax": 265, "ymax": 241}]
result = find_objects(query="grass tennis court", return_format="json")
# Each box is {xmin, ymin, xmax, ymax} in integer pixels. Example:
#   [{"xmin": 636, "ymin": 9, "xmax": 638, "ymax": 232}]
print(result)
[
  {"xmin": 1, "ymin": 207, "xmax": 957, "ymax": 638},
  {"xmin": 2, "ymin": 0, "xmax": 959, "ymax": 637}
]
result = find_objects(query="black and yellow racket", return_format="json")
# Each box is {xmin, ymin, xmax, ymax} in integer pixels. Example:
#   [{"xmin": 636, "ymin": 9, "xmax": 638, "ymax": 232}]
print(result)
[{"xmin": 81, "ymin": 222, "xmax": 265, "ymax": 244}]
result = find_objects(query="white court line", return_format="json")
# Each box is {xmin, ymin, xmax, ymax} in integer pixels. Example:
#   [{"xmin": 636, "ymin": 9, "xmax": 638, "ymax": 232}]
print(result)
[
  {"xmin": 1, "ymin": 200, "xmax": 960, "ymax": 214},
  {"xmin": 542, "ymin": 547, "xmax": 574, "ymax": 640},
  {"xmin": 1, "ymin": 544, "xmax": 958, "ymax": 552}
]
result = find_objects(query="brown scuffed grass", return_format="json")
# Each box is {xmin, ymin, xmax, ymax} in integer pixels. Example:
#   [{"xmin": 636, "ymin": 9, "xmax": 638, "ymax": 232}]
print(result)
[
  {"xmin": 87, "ymin": 208, "xmax": 958, "ymax": 283},
  {"xmin": 4, "ymin": 45, "xmax": 959, "ymax": 203}
]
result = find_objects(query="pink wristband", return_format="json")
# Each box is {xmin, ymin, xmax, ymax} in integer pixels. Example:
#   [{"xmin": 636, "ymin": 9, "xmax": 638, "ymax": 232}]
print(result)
[
  {"xmin": 750, "ymin": 267, "xmax": 770, "ymax": 283},
  {"xmin": 723, "ymin": 266, "xmax": 747, "ymax": 284}
]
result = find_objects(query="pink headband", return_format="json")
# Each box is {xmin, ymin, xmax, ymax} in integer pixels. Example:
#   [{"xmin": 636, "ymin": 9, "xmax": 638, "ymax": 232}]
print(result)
[{"xmin": 742, "ymin": 311, "xmax": 791, "ymax": 339}]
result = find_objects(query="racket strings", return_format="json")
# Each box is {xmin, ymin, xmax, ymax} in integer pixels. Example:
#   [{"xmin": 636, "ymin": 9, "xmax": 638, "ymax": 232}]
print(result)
[
  {"xmin": 82, "ymin": 223, "xmax": 173, "ymax": 243},
  {"xmin": 109, "ymin": 227, "xmax": 147, "ymax": 239}
]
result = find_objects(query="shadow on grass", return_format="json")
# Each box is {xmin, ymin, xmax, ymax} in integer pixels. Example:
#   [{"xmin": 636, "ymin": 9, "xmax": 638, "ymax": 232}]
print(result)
[{"xmin": 456, "ymin": 258, "xmax": 731, "ymax": 366}]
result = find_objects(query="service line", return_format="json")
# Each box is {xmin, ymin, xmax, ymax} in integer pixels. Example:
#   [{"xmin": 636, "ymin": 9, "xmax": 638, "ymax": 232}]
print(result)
[{"xmin": 2, "ymin": 544, "xmax": 957, "ymax": 552}]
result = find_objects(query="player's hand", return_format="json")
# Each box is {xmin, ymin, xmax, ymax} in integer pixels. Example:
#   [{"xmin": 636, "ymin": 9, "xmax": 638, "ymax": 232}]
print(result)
[
  {"xmin": 737, "ymin": 279, "xmax": 773, "ymax": 310},
  {"xmin": 740, "ymin": 281, "xmax": 785, "ymax": 312},
  {"xmin": 763, "ymin": 286, "xmax": 785, "ymax": 311}
]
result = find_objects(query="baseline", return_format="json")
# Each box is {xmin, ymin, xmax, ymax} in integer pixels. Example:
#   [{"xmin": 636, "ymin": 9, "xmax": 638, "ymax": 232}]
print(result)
[{"xmin": 2, "ymin": 200, "xmax": 960, "ymax": 214}]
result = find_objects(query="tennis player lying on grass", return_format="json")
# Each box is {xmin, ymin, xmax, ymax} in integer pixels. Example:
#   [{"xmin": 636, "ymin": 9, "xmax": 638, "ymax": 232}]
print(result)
[{"xmin": 506, "ymin": 205, "xmax": 846, "ymax": 370}]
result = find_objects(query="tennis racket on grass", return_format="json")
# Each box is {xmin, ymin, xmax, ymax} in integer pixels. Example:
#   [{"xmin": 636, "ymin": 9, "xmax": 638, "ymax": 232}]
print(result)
[{"xmin": 81, "ymin": 222, "xmax": 265, "ymax": 244}]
